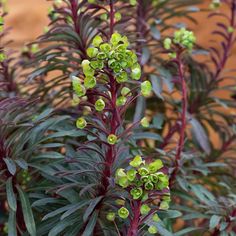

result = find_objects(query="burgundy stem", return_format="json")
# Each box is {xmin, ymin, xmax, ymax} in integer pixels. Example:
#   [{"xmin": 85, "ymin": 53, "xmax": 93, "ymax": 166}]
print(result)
[
  {"xmin": 170, "ymin": 52, "xmax": 187, "ymax": 187},
  {"xmin": 127, "ymin": 201, "xmax": 141, "ymax": 236}
]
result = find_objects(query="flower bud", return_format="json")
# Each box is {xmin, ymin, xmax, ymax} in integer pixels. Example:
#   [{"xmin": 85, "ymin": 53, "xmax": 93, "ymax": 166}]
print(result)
[
  {"xmin": 129, "ymin": 155, "xmax": 143, "ymax": 167},
  {"xmin": 159, "ymin": 200, "xmax": 169, "ymax": 210},
  {"xmin": 149, "ymin": 174, "xmax": 159, "ymax": 183},
  {"xmin": 92, "ymin": 35, "xmax": 103, "ymax": 47},
  {"xmin": 141, "ymin": 80, "xmax": 152, "ymax": 97},
  {"xmin": 72, "ymin": 76, "xmax": 86, "ymax": 97},
  {"xmin": 140, "ymin": 117, "xmax": 149, "ymax": 128},
  {"xmin": 121, "ymin": 87, "xmax": 131, "ymax": 97},
  {"xmin": 140, "ymin": 204, "xmax": 151, "ymax": 215},
  {"xmin": 148, "ymin": 159, "xmax": 163, "ymax": 173},
  {"xmin": 71, "ymin": 94, "xmax": 80, "ymax": 106},
  {"xmin": 84, "ymin": 76, "xmax": 96, "ymax": 89},
  {"xmin": 100, "ymin": 43, "xmax": 112, "ymax": 53},
  {"xmin": 118, "ymin": 207, "xmax": 129, "ymax": 219},
  {"xmin": 140, "ymin": 175, "xmax": 149, "ymax": 183},
  {"xmin": 115, "ymin": 199, "xmax": 125, "ymax": 205},
  {"xmin": 118, "ymin": 177, "xmax": 129, "ymax": 188},
  {"xmin": 86, "ymin": 47, "xmax": 98, "ymax": 58},
  {"xmin": 115, "ymin": 168, "xmax": 126, "ymax": 178},
  {"xmin": 116, "ymin": 71, "xmax": 128, "ymax": 83},
  {"xmin": 76, "ymin": 117, "xmax": 87, "ymax": 129},
  {"xmin": 130, "ymin": 187, "xmax": 143, "ymax": 200},
  {"xmin": 163, "ymin": 37, "xmax": 172, "ymax": 50},
  {"xmin": 95, "ymin": 98, "xmax": 105, "ymax": 111},
  {"xmin": 127, "ymin": 169, "xmax": 137, "ymax": 181},
  {"xmin": 107, "ymin": 134, "xmax": 118, "ymax": 145},
  {"xmin": 144, "ymin": 181, "xmax": 154, "ymax": 190},
  {"xmin": 106, "ymin": 212, "xmax": 115, "ymax": 221},
  {"xmin": 129, "ymin": 0, "xmax": 137, "ymax": 6},
  {"xmin": 100, "ymin": 13, "xmax": 108, "ymax": 21},
  {"xmin": 116, "ymin": 96, "xmax": 127, "ymax": 106},
  {"xmin": 90, "ymin": 60, "xmax": 104, "ymax": 70},
  {"xmin": 115, "ymin": 12, "xmax": 122, "ymax": 21},
  {"xmin": 138, "ymin": 167, "xmax": 149, "ymax": 176},
  {"xmin": 97, "ymin": 52, "xmax": 107, "ymax": 60},
  {"xmin": 82, "ymin": 60, "xmax": 95, "ymax": 76},
  {"xmin": 148, "ymin": 225, "xmax": 158, "ymax": 234},
  {"xmin": 152, "ymin": 213, "xmax": 160, "ymax": 222},
  {"xmin": 131, "ymin": 64, "xmax": 141, "ymax": 80},
  {"xmin": 110, "ymin": 32, "xmax": 122, "ymax": 46}
]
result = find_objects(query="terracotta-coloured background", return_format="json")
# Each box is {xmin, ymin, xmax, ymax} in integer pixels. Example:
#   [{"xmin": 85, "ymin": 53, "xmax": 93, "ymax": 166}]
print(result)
[{"xmin": 3, "ymin": 0, "xmax": 235, "ymax": 72}]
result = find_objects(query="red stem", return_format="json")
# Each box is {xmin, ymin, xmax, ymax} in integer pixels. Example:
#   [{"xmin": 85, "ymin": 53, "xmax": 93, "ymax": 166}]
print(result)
[
  {"xmin": 170, "ymin": 52, "xmax": 187, "ymax": 187},
  {"xmin": 127, "ymin": 201, "xmax": 141, "ymax": 236}
]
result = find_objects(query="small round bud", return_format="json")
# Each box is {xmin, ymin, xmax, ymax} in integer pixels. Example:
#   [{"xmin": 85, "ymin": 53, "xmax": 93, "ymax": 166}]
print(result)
[
  {"xmin": 152, "ymin": 213, "xmax": 160, "ymax": 222},
  {"xmin": 71, "ymin": 94, "xmax": 80, "ymax": 106},
  {"xmin": 95, "ymin": 98, "xmax": 105, "ymax": 111},
  {"xmin": 127, "ymin": 169, "xmax": 137, "ymax": 181},
  {"xmin": 129, "ymin": 155, "xmax": 143, "ymax": 168},
  {"xmin": 141, "ymin": 80, "xmax": 152, "ymax": 97},
  {"xmin": 82, "ymin": 60, "xmax": 95, "ymax": 76},
  {"xmin": 116, "ymin": 71, "xmax": 128, "ymax": 83},
  {"xmin": 168, "ymin": 52, "xmax": 177, "ymax": 59},
  {"xmin": 31, "ymin": 44, "xmax": 39, "ymax": 54},
  {"xmin": 129, "ymin": 0, "xmax": 137, "ymax": 6},
  {"xmin": 110, "ymin": 32, "xmax": 122, "ymax": 46},
  {"xmin": 138, "ymin": 167, "xmax": 149, "ymax": 176},
  {"xmin": 115, "ymin": 12, "xmax": 122, "ymax": 21},
  {"xmin": 131, "ymin": 64, "xmax": 141, "ymax": 80},
  {"xmin": 107, "ymin": 134, "xmax": 118, "ymax": 145},
  {"xmin": 130, "ymin": 187, "xmax": 143, "ymax": 200},
  {"xmin": 84, "ymin": 76, "xmax": 96, "ymax": 89},
  {"xmin": 140, "ymin": 204, "xmax": 151, "ymax": 215},
  {"xmin": 115, "ymin": 199, "xmax": 125, "ymax": 205},
  {"xmin": 121, "ymin": 87, "xmax": 131, "ymax": 97},
  {"xmin": 0, "ymin": 53, "xmax": 6, "ymax": 62},
  {"xmin": 144, "ymin": 181, "xmax": 154, "ymax": 190},
  {"xmin": 92, "ymin": 35, "xmax": 103, "ymax": 47},
  {"xmin": 159, "ymin": 201, "xmax": 169, "ymax": 210},
  {"xmin": 106, "ymin": 212, "xmax": 115, "ymax": 221},
  {"xmin": 100, "ymin": 43, "xmax": 112, "ymax": 53},
  {"xmin": 100, "ymin": 13, "xmax": 108, "ymax": 21},
  {"xmin": 148, "ymin": 159, "xmax": 163, "ymax": 173},
  {"xmin": 140, "ymin": 175, "xmax": 149, "ymax": 183},
  {"xmin": 72, "ymin": 76, "xmax": 86, "ymax": 97},
  {"xmin": 116, "ymin": 96, "xmax": 127, "ymax": 106},
  {"xmin": 118, "ymin": 207, "xmax": 129, "ymax": 219},
  {"xmin": 148, "ymin": 225, "xmax": 158, "ymax": 234},
  {"xmin": 86, "ymin": 47, "xmax": 98, "ymax": 58},
  {"xmin": 228, "ymin": 26, "xmax": 234, "ymax": 33},
  {"xmin": 76, "ymin": 117, "xmax": 87, "ymax": 129},
  {"xmin": 140, "ymin": 117, "xmax": 149, "ymax": 128},
  {"xmin": 163, "ymin": 38, "xmax": 172, "ymax": 50}
]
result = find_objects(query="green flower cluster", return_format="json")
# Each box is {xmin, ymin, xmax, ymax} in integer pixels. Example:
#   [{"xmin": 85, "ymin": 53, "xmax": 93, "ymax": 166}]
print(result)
[
  {"xmin": 114, "ymin": 155, "xmax": 170, "ymax": 215},
  {"xmin": 0, "ymin": 16, "xmax": 4, "ymax": 32},
  {"xmin": 115, "ymin": 155, "xmax": 168, "ymax": 193},
  {"xmin": 85, "ymin": 32, "xmax": 141, "ymax": 82},
  {"xmin": 111, "ymin": 156, "xmax": 170, "ymax": 234},
  {"xmin": 164, "ymin": 28, "xmax": 196, "ymax": 52}
]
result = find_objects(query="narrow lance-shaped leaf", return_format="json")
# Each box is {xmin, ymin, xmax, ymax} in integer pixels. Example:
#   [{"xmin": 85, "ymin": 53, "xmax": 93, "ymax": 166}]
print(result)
[{"xmin": 17, "ymin": 186, "xmax": 36, "ymax": 236}]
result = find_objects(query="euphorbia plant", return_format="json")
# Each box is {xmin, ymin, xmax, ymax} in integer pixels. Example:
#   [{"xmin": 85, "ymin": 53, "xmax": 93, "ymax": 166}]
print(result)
[{"xmin": 71, "ymin": 25, "xmax": 170, "ymax": 234}]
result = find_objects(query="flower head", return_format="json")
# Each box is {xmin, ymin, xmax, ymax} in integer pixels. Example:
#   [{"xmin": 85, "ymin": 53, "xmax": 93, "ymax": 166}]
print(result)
[
  {"xmin": 76, "ymin": 117, "xmax": 87, "ymax": 129},
  {"xmin": 118, "ymin": 207, "xmax": 129, "ymax": 219}
]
